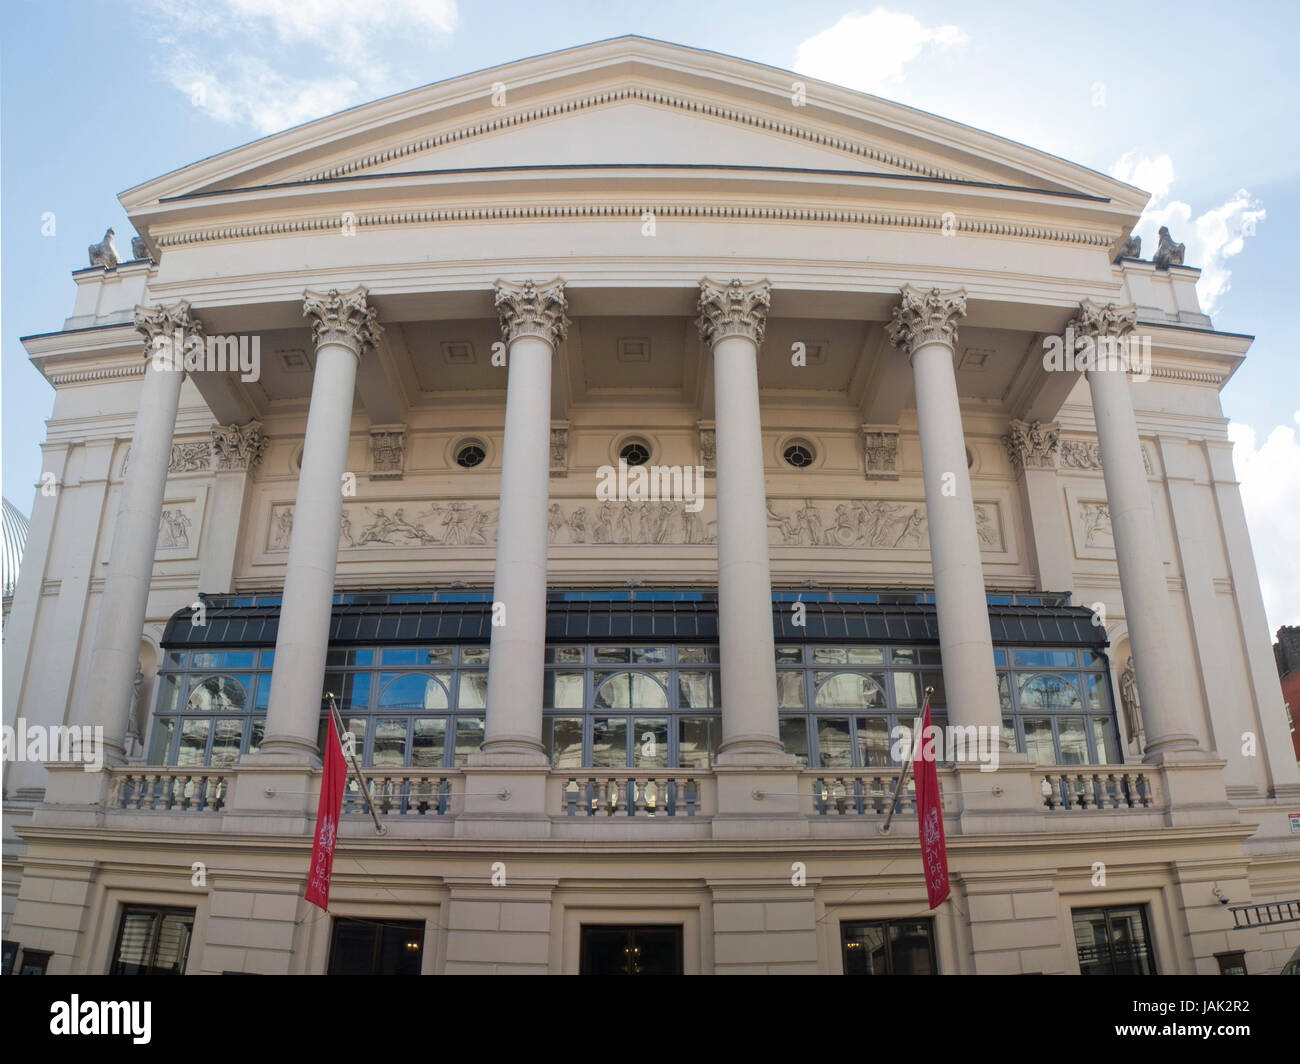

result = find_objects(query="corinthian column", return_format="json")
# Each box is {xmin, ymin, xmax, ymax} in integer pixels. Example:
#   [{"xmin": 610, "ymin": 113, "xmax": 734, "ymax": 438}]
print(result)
[
  {"xmin": 1071, "ymin": 300, "xmax": 1200, "ymax": 760},
  {"xmin": 83, "ymin": 302, "xmax": 203, "ymax": 765},
  {"xmin": 258, "ymin": 287, "xmax": 379, "ymax": 762},
  {"xmin": 698, "ymin": 278, "xmax": 789, "ymax": 765},
  {"xmin": 480, "ymin": 279, "xmax": 568, "ymax": 764},
  {"xmin": 886, "ymin": 286, "xmax": 1001, "ymax": 734}
]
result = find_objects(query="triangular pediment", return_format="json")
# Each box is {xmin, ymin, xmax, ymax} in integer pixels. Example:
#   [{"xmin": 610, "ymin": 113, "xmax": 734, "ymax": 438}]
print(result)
[{"xmin": 123, "ymin": 37, "xmax": 1148, "ymax": 220}]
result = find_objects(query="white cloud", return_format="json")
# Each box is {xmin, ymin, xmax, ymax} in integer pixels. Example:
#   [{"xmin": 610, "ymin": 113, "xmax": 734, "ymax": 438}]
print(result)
[
  {"xmin": 794, "ymin": 9, "xmax": 968, "ymax": 96},
  {"xmin": 142, "ymin": 0, "xmax": 458, "ymax": 134},
  {"xmin": 1110, "ymin": 152, "xmax": 1264, "ymax": 315},
  {"xmin": 1228, "ymin": 411, "xmax": 1300, "ymax": 632}
]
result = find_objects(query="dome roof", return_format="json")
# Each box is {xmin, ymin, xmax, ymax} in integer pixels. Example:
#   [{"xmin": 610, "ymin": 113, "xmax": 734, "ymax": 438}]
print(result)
[{"xmin": 3, "ymin": 497, "xmax": 30, "ymax": 598}]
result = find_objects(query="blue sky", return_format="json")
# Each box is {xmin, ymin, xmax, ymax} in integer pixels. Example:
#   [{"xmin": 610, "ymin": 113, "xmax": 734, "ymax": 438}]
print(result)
[{"xmin": 3, "ymin": 0, "xmax": 1297, "ymax": 628}]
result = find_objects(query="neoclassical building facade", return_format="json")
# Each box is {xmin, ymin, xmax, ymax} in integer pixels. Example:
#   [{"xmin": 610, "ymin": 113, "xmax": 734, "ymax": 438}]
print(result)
[{"xmin": 3, "ymin": 37, "xmax": 1297, "ymax": 976}]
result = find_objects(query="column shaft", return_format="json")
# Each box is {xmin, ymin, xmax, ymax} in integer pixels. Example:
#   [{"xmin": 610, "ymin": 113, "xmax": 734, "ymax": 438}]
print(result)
[
  {"xmin": 888, "ymin": 287, "xmax": 1001, "ymax": 733},
  {"xmin": 259, "ymin": 288, "xmax": 377, "ymax": 762},
  {"xmin": 1079, "ymin": 304, "xmax": 1199, "ymax": 758},
  {"xmin": 83, "ymin": 304, "xmax": 198, "ymax": 763},
  {"xmin": 699, "ymin": 279, "xmax": 787, "ymax": 765},
  {"xmin": 480, "ymin": 279, "xmax": 568, "ymax": 765}
]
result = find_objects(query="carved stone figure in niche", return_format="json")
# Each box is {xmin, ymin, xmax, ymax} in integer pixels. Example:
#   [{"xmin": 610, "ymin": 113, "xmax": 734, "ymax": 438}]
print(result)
[{"xmin": 1120, "ymin": 656, "xmax": 1145, "ymax": 750}]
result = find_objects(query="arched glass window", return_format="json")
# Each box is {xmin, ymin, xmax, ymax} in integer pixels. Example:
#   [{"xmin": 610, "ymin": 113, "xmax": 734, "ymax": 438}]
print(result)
[
  {"xmin": 186, "ymin": 675, "xmax": 248, "ymax": 712},
  {"xmin": 813, "ymin": 672, "xmax": 887, "ymax": 710},
  {"xmin": 593, "ymin": 671, "xmax": 669, "ymax": 709},
  {"xmin": 378, "ymin": 673, "xmax": 451, "ymax": 711},
  {"xmin": 1018, "ymin": 673, "xmax": 1082, "ymax": 710}
]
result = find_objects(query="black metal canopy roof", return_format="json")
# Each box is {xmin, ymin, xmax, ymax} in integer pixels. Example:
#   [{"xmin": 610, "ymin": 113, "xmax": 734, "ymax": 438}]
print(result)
[{"xmin": 162, "ymin": 589, "xmax": 1106, "ymax": 650}]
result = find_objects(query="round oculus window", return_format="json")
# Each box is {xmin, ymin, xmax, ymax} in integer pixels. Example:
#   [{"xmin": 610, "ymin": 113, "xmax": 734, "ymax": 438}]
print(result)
[
  {"xmin": 619, "ymin": 440, "xmax": 651, "ymax": 466},
  {"xmin": 455, "ymin": 442, "xmax": 486, "ymax": 468},
  {"xmin": 783, "ymin": 442, "xmax": 815, "ymax": 468}
]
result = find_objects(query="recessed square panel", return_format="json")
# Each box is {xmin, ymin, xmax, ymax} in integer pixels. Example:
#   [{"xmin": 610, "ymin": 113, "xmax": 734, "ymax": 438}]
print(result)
[
  {"xmin": 959, "ymin": 347, "xmax": 994, "ymax": 371},
  {"xmin": 617, "ymin": 337, "xmax": 651, "ymax": 362},
  {"xmin": 278, "ymin": 349, "xmax": 310, "ymax": 372},
  {"xmin": 441, "ymin": 340, "xmax": 476, "ymax": 364}
]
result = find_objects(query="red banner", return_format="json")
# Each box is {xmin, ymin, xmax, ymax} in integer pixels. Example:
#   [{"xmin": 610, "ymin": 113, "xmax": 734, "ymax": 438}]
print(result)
[
  {"xmin": 915, "ymin": 695, "xmax": 950, "ymax": 909},
  {"xmin": 305, "ymin": 718, "xmax": 348, "ymax": 911}
]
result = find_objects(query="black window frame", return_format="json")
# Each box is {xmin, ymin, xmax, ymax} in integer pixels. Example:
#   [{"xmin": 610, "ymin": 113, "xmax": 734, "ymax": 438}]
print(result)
[
  {"xmin": 840, "ymin": 917, "xmax": 938, "ymax": 974},
  {"xmin": 1071, "ymin": 904, "xmax": 1157, "ymax": 975},
  {"xmin": 327, "ymin": 917, "xmax": 426, "ymax": 975},
  {"xmin": 108, "ymin": 903, "xmax": 196, "ymax": 975}
]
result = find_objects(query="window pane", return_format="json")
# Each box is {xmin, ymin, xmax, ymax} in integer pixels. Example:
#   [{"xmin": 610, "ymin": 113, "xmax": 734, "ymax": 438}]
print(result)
[
  {"xmin": 1002, "ymin": 717, "xmax": 1019, "ymax": 753},
  {"xmin": 1073, "ymin": 906, "xmax": 1155, "ymax": 975},
  {"xmin": 379, "ymin": 673, "xmax": 448, "ymax": 710},
  {"xmin": 812, "ymin": 647, "xmax": 847, "ymax": 665},
  {"xmin": 777, "ymin": 671, "xmax": 805, "ymax": 708},
  {"xmin": 847, "ymin": 647, "xmax": 885, "ymax": 665},
  {"xmin": 548, "ymin": 717, "xmax": 584, "ymax": 769},
  {"xmin": 329, "ymin": 672, "xmax": 373, "ymax": 711},
  {"xmin": 112, "ymin": 910, "xmax": 158, "ymax": 974},
  {"xmin": 1091, "ymin": 718, "xmax": 1121, "ymax": 764},
  {"xmin": 1105, "ymin": 907, "xmax": 1155, "ymax": 975},
  {"xmin": 1023, "ymin": 718, "xmax": 1055, "ymax": 764},
  {"xmin": 895, "ymin": 671, "xmax": 919, "ymax": 709},
  {"xmin": 452, "ymin": 718, "xmax": 483, "ymax": 765},
  {"xmin": 842, "ymin": 922, "xmax": 888, "ymax": 975},
  {"xmin": 677, "ymin": 671, "xmax": 719, "ymax": 708},
  {"xmin": 187, "ymin": 675, "xmax": 247, "ymax": 712},
  {"xmin": 149, "ymin": 718, "xmax": 175, "ymax": 763},
  {"xmin": 633, "ymin": 719, "xmax": 669, "ymax": 768},
  {"xmin": 1015, "ymin": 649, "xmax": 1077, "ymax": 667},
  {"xmin": 814, "ymin": 672, "xmax": 886, "ymax": 709},
  {"xmin": 461, "ymin": 647, "xmax": 490, "ymax": 665},
  {"xmin": 248, "ymin": 716, "xmax": 265, "ymax": 754},
  {"xmin": 779, "ymin": 718, "xmax": 809, "ymax": 768},
  {"xmin": 998, "ymin": 674, "xmax": 1012, "ymax": 709},
  {"xmin": 857, "ymin": 717, "xmax": 891, "ymax": 767},
  {"xmin": 412, "ymin": 718, "xmax": 446, "ymax": 767},
  {"xmin": 547, "ymin": 646, "xmax": 584, "ymax": 664},
  {"xmin": 775, "ymin": 646, "xmax": 802, "ymax": 664},
  {"xmin": 458, "ymin": 672, "xmax": 488, "ymax": 709},
  {"xmin": 372, "ymin": 719, "xmax": 408, "ymax": 767},
  {"xmin": 545, "ymin": 672, "xmax": 585, "ymax": 709},
  {"xmin": 594, "ymin": 646, "xmax": 631, "ymax": 664},
  {"xmin": 177, "ymin": 719, "xmax": 209, "ymax": 766},
  {"xmin": 1019, "ymin": 673, "xmax": 1082, "ymax": 710},
  {"xmin": 326, "ymin": 649, "xmax": 373, "ymax": 666},
  {"xmin": 592, "ymin": 718, "xmax": 628, "ymax": 768},
  {"xmin": 921, "ymin": 671, "xmax": 946, "ymax": 707},
  {"xmin": 678, "ymin": 718, "xmax": 716, "ymax": 769},
  {"xmin": 677, "ymin": 646, "xmax": 719, "ymax": 664},
  {"xmin": 817, "ymin": 717, "xmax": 853, "ymax": 767},
  {"xmin": 1083, "ymin": 674, "xmax": 1106, "ymax": 710},
  {"xmin": 156, "ymin": 675, "xmax": 182, "ymax": 715},
  {"xmin": 631, "ymin": 647, "xmax": 669, "ymax": 664},
  {"xmin": 594, "ymin": 672, "xmax": 668, "ymax": 709},
  {"xmin": 1058, "ymin": 718, "xmax": 1088, "ymax": 764},
  {"xmin": 339, "ymin": 717, "xmax": 366, "ymax": 758},
  {"xmin": 210, "ymin": 718, "xmax": 243, "ymax": 766},
  {"xmin": 888, "ymin": 921, "xmax": 935, "ymax": 975}
]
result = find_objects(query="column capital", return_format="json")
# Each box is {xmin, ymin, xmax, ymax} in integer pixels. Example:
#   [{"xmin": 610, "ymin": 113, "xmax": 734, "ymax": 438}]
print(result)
[
  {"xmin": 1068, "ymin": 299, "xmax": 1138, "ymax": 340},
  {"xmin": 1002, "ymin": 419, "xmax": 1060, "ymax": 473},
  {"xmin": 885, "ymin": 285, "xmax": 966, "ymax": 356},
  {"xmin": 302, "ymin": 285, "xmax": 382, "ymax": 357},
  {"xmin": 697, "ymin": 278, "xmax": 771, "ymax": 347},
  {"xmin": 211, "ymin": 419, "xmax": 267, "ymax": 472},
  {"xmin": 494, "ymin": 278, "xmax": 569, "ymax": 348},
  {"xmin": 134, "ymin": 300, "xmax": 205, "ymax": 366}
]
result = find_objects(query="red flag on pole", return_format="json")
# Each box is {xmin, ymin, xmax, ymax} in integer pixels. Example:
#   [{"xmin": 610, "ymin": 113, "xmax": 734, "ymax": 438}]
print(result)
[
  {"xmin": 915, "ymin": 693, "xmax": 950, "ymax": 909},
  {"xmin": 305, "ymin": 716, "xmax": 347, "ymax": 911}
]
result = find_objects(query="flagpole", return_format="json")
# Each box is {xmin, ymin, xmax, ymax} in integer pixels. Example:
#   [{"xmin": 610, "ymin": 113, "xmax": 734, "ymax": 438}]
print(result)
[
  {"xmin": 878, "ymin": 687, "xmax": 932, "ymax": 835},
  {"xmin": 328, "ymin": 694, "xmax": 387, "ymax": 837}
]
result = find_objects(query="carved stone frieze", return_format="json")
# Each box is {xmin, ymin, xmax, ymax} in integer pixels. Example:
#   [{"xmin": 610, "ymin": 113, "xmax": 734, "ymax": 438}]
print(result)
[
  {"xmin": 550, "ymin": 424, "xmax": 569, "ymax": 478},
  {"xmin": 697, "ymin": 421, "xmax": 716, "ymax": 478}
]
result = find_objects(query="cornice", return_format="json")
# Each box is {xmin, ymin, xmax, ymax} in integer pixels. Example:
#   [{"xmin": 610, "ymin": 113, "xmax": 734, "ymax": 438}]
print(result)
[{"xmin": 153, "ymin": 199, "xmax": 1114, "ymax": 251}]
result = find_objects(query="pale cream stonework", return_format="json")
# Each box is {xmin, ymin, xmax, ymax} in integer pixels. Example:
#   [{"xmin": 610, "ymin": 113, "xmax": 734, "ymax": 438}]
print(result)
[{"xmin": 3, "ymin": 37, "xmax": 1296, "ymax": 975}]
